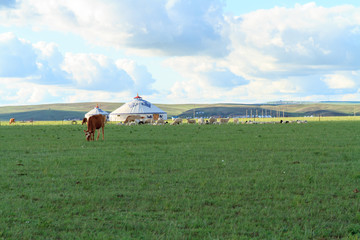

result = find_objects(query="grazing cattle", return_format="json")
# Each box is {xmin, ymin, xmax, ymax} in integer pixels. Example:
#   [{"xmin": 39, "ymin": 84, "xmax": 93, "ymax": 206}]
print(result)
[
  {"xmin": 81, "ymin": 118, "xmax": 87, "ymax": 125},
  {"xmin": 219, "ymin": 118, "xmax": 230, "ymax": 124},
  {"xmin": 171, "ymin": 118, "xmax": 183, "ymax": 125},
  {"xmin": 124, "ymin": 115, "xmax": 144, "ymax": 124},
  {"xmin": 84, "ymin": 114, "xmax": 106, "ymax": 141},
  {"xmin": 209, "ymin": 117, "xmax": 217, "ymax": 124},
  {"xmin": 187, "ymin": 119, "xmax": 196, "ymax": 124},
  {"xmin": 9, "ymin": 118, "xmax": 15, "ymax": 125}
]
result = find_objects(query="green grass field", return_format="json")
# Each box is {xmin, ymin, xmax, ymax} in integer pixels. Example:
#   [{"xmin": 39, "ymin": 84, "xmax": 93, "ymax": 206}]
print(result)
[{"xmin": 1, "ymin": 121, "xmax": 360, "ymax": 239}]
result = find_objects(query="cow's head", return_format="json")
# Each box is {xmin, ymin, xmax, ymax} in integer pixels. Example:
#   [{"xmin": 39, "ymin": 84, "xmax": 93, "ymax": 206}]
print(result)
[{"xmin": 84, "ymin": 130, "xmax": 92, "ymax": 141}]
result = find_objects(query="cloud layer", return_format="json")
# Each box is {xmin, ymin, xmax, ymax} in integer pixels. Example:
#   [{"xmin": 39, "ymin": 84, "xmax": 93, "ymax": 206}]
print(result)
[
  {"xmin": 1, "ymin": 1, "xmax": 360, "ymax": 104},
  {"xmin": 0, "ymin": 0, "xmax": 228, "ymax": 56},
  {"xmin": 0, "ymin": 32, "xmax": 157, "ymax": 104}
]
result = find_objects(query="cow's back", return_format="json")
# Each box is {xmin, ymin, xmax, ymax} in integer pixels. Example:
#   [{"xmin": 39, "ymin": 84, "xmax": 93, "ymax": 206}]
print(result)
[{"xmin": 89, "ymin": 114, "xmax": 105, "ymax": 130}]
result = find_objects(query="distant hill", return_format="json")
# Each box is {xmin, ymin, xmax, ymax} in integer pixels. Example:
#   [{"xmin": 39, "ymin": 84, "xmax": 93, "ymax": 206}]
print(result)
[{"xmin": 1, "ymin": 102, "xmax": 360, "ymax": 120}]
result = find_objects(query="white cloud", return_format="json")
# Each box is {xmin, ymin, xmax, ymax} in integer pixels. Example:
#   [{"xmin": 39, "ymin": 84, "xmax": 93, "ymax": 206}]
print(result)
[
  {"xmin": 152, "ymin": 3, "xmax": 360, "ymax": 103},
  {"xmin": 0, "ymin": 0, "xmax": 228, "ymax": 56},
  {"xmin": 0, "ymin": 34, "xmax": 158, "ymax": 105},
  {"xmin": 225, "ymin": 3, "xmax": 360, "ymax": 78},
  {"xmin": 165, "ymin": 56, "xmax": 248, "ymax": 88},
  {"xmin": 0, "ymin": 79, "xmax": 63, "ymax": 104},
  {"xmin": 164, "ymin": 56, "xmax": 249, "ymax": 103},
  {"xmin": 322, "ymin": 72, "xmax": 358, "ymax": 89},
  {"xmin": 0, "ymin": 32, "xmax": 38, "ymax": 77},
  {"xmin": 1, "ymin": 2, "xmax": 360, "ymax": 104},
  {"xmin": 116, "ymin": 59, "xmax": 157, "ymax": 94},
  {"xmin": 61, "ymin": 53, "xmax": 134, "ymax": 91}
]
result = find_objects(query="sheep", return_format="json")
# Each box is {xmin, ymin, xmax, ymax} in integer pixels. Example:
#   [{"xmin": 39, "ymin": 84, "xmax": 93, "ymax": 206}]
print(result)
[
  {"xmin": 198, "ymin": 118, "xmax": 205, "ymax": 125},
  {"xmin": 209, "ymin": 117, "xmax": 217, "ymax": 124},
  {"xmin": 155, "ymin": 119, "xmax": 165, "ymax": 125},
  {"xmin": 187, "ymin": 119, "xmax": 196, "ymax": 124},
  {"xmin": 219, "ymin": 118, "xmax": 230, "ymax": 124},
  {"xmin": 144, "ymin": 119, "xmax": 154, "ymax": 124},
  {"xmin": 171, "ymin": 118, "xmax": 183, "ymax": 125},
  {"xmin": 297, "ymin": 120, "xmax": 308, "ymax": 124}
]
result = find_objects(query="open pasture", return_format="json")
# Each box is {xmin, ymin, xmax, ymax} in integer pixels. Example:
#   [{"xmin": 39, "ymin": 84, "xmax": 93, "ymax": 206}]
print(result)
[{"xmin": 1, "ymin": 121, "xmax": 360, "ymax": 239}]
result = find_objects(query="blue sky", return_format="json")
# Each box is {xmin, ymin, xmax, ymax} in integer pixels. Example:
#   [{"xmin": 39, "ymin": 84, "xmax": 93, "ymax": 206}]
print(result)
[
  {"xmin": 225, "ymin": 0, "xmax": 360, "ymax": 14},
  {"xmin": 0, "ymin": 1, "xmax": 360, "ymax": 105}
]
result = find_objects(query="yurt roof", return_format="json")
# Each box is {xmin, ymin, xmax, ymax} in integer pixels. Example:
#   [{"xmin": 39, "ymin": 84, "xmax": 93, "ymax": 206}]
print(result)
[
  {"xmin": 86, "ymin": 105, "xmax": 109, "ymax": 115},
  {"xmin": 110, "ymin": 94, "xmax": 166, "ymax": 115}
]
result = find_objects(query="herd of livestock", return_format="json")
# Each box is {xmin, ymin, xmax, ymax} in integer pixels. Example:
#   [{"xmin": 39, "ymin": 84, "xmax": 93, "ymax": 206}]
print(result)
[
  {"xmin": 7, "ymin": 115, "xmax": 308, "ymax": 141},
  {"xmin": 8, "ymin": 116, "xmax": 308, "ymax": 126},
  {"xmin": 82, "ymin": 114, "xmax": 308, "ymax": 141},
  {"xmin": 115, "ymin": 115, "xmax": 308, "ymax": 126}
]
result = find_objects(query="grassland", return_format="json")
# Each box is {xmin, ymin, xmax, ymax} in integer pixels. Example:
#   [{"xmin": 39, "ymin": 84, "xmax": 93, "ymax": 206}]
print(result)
[{"xmin": 1, "ymin": 120, "xmax": 360, "ymax": 239}]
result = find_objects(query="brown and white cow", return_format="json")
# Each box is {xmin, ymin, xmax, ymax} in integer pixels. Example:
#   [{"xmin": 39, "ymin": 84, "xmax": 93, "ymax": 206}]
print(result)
[
  {"xmin": 84, "ymin": 114, "xmax": 106, "ymax": 141},
  {"xmin": 9, "ymin": 118, "xmax": 15, "ymax": 125}
]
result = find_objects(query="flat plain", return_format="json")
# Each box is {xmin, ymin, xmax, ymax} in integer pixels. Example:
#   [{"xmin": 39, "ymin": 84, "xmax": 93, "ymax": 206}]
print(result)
[{"xmin": 1, "ymin": 121, "xmax": 360, "ymax": 239}]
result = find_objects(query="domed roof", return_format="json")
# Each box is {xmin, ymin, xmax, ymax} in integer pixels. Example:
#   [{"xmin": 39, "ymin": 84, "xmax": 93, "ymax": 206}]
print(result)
[
  {"xmin": 110, "ymin": 95, "xmax": 166, "ymax": 115},
  {"xmin": 85, "ymin": 104, "xmax": 109, "ymax": 118}
]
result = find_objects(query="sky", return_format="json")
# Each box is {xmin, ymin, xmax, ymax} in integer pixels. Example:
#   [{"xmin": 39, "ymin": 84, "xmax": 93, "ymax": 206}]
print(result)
[{"xmin": 0, "ymin": 0, "xmax": 360, "ymax": 105}]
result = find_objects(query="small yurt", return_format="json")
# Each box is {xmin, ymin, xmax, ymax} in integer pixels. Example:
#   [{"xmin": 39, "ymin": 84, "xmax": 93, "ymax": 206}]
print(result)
[
  {"xmin": 85, "ymin": 104, "xmax": 109, "ymax": 120},
  {"xmin": 109, "ymin": 94, "xmax": 167, "ymax": 121}
]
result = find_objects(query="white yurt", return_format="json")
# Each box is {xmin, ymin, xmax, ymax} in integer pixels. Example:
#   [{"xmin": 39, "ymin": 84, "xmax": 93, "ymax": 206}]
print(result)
[
  {"xmin": 109, "ymin": 94, "xmax": 167, "ymax": 121},
  {"xmin": 85, "ymin": 104, "xmax": 109, "ymax": 120}
]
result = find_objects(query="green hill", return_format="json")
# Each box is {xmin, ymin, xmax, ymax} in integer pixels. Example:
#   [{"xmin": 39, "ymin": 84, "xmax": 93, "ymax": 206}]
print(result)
[{"xmin": 1, "ymin": 102, "xmax": 360, "ymax": 121}]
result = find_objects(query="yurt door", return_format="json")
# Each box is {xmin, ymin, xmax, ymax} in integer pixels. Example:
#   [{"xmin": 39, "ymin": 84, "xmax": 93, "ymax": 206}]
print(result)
[{"xmin": 153, "ymin": 114, "xmax": 159, "ymax": 120}]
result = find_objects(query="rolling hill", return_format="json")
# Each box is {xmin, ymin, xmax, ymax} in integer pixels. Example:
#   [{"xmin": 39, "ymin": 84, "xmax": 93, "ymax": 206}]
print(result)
[{"xmin": 1, "ymin": 102, "xmax": 360, "ymax": 121}]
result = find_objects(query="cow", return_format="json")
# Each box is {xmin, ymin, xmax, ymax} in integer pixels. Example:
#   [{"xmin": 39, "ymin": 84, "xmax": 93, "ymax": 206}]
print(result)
[
  {"xmin": 84, "ymin": 114, "xmax": 106, "ymax": 141},
  {"xmin": 124, "ymin": 115, "xmax": 144, "ymax": 124},
  {"xmin": 9, "ymin": 118, "xmax": 15, "ymax": 125},
  {"xmin": 171, "ymin": 118, "xmax": 183, "ymax": 125},
  {"xmin": 81, "ymin": 118, "xmax": 87, "ymax": 125}
]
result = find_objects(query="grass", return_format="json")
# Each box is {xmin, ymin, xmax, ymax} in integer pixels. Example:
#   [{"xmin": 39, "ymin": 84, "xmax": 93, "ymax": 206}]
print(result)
[{"xmin": 1, "ymin": 121, "xmax": 360, "ymax": 239}]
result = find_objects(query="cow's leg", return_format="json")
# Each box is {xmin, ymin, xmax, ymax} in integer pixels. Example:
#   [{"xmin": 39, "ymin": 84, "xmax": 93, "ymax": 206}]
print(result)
[
  {"xmin": 102, "ymin": 126, "xmax": 104, "ymax": 140},
  {"xmin": 95, "ymin": 129, "xmax": 99, "ymax": 140}
]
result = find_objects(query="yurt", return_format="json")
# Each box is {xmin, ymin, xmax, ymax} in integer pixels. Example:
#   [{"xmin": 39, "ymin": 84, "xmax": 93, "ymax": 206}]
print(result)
[
  {"xmin": 85, "ymin": 104, "xmax": 109, "ymax": 120},
  {"xmin": 109, "ymin": 94, "xmax": 167, "ymax": 121}
]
